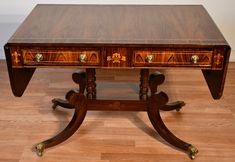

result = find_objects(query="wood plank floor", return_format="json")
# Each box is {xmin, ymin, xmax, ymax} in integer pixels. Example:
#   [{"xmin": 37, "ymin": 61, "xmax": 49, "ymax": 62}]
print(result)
[{"xmin": 0, "ymin": 61, "xmax": 235, "ymax": 162}]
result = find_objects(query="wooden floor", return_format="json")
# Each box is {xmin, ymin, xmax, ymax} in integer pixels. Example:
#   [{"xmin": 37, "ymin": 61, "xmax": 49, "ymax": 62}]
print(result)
[{"xmin": 0, "ymin": 61, "xmax": 235, "ymax": 162}]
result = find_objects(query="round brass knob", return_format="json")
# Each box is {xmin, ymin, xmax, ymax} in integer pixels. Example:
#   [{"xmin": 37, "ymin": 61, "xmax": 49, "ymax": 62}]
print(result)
[
  {"xmin": 146, "ymin": 55, "xmax": 154, "ymax": 63},
  {"xmin": 191, "ymin": 55, "xmax": 199, "ymax": 64},
  {"xmin": 35, "ymin": 53, "xmax": 43, "ymax": 62},
  {"xmin": 79, "ymin": 54, "xmax": 87, "ymax": 63}
]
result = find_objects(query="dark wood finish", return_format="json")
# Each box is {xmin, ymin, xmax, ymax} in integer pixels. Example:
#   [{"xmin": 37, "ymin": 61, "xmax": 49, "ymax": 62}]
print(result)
[
  {"xmin": 86, "ymin": 68, "xmax": 96, "ymax": 99},
  {"xmin": 149, "ymin": 71, "xmax": 165, "ymax": 95},
  {"xmin": 202, "ymin": 47, "xmax": 231, "ymax": 99},
  {"xmin": 139, "ymin": 69, "xmax": 149, "ymax": 100},
  {"xmin": 87, "ymin": 100, "xmax": 147, "ymax": 111},
  {"xmin": 35, "ymin": 91, "xmax": 87, "ymax": 156},
  {"xmin": 105, "ymin": 48, "xmax": 129, "ymax": 67},
  {"xmin": 4, "ymin": 45, "xmax": 35, "ymax": 97},
  {"xmin": 4, "ymin": 4, "xmax": 231, "ymax": 159},
  {"xmin": 52, "ymin": 70, "xmax": 87, "ymax": 109},
  {"xmin": 5, "ymin": 5, "xmax": 230, "ymax": 98},
  {"xmin": 134, "ymin": 49, "xmax": 213, "ymax": 68},
  {"xmin": 22, "ymin": 48, "xmax": 100, "ymax": 66},
  {"xmin": 52, "ymin": 98, "xmax": 74, "ymax": 109},
  {"xmin": 148, "ymin": 92, "xmax": 197, "ymax": 159},
  {"xmin": 50, "ymin": 70, "xmax": 195, "ymax": 158},
  {"xmin": 148, "ymin": 71, "xmax": 184, "ymax": 112},
  {"xmin": 161, "ymin": 101, "xmax": 185, "ymax": 112},
  {"xmin": 7, "ymin": 5, "xmax": 229, "ymax": 46},
  {"xmin": 36, "ymin": 70, "xmax": 88, "ymax": 156},
  {"xmin": 148, "ymin": 72, "xmax": 198, "ymax": 159},
  {"xmin": 72, "ymin": 69, "xmax": 87, "ymax": 94}
]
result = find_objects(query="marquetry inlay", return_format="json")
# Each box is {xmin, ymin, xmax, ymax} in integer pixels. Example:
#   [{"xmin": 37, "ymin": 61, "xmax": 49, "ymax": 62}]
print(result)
[
  {"xmin": 133, "ymin": 50, "xmax": 213, "ymax": 68},
  {"xmin": 214, "ymin": 53, "xmax": 224, "ymax": 66},
  {"xmin": 107, "ymin": 53, "xmax": 126, "ymax": 63},
  {"xmin": 11, "ymin": 51, "xmax": 21, "ymax": 65}
]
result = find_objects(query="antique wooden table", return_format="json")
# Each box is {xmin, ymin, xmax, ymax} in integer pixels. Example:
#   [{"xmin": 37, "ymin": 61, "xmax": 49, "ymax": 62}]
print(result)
[{"xmin": 4, "ymin": 4, "xmax": 230, "ymax": 159}]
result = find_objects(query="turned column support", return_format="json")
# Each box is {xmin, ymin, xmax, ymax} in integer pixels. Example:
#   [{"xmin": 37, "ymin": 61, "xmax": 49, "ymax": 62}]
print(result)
[
  {"xmin": 86, "ymin": 68, "xmax": 96, "ymax": 99},
  {"xmin": 139, "ymin": 69, "xmax": 149, "ymax": 100}
]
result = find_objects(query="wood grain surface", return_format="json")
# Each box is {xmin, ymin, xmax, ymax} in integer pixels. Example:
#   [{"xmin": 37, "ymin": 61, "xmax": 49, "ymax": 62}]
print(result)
[
  {"xmin": 133, "ymin": 50, "xmax": 213, "ymax": 68},
  {"xmin": 0, "ymin": 60, "xmax": 235, "ymax": 162},
  {"xmin": 4, "ymin": 5, "xmax": 231, "ymax": 99},
  {"xmin": 22, "ymin": 49, "xmax": 100, "ymax": 66},
  {"xmin": 8, "ymin": 4, "xmax": 229, "ymax": 46}
]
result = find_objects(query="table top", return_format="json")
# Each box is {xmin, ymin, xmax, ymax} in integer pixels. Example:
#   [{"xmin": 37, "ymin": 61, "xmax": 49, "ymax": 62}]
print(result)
[
  {"xmin": 8, "ymin": 4, "xmax": 228, "ymax": 46},
  {"xmin": 3, "ymin": 5, "xmax": 231, "ymax": 158},
  {"xmin": 5, "ymin": 4, "xmax": 231, "ymax": 99}
]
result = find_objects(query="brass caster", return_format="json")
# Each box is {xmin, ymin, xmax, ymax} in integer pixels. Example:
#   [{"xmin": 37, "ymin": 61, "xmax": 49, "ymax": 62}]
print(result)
[
  {"xmin": 177, "ymin": 101, "xmax": 186, "ymax": 112},
  {"xmin": 188, "ymin": 145, "xmax": 198, "ymax": 160},
  {"xmin": 52, "ymin": 99, "xmax": 58, "ymax": 110},
  {"xmin": 176, "ymin": 108, "xmax": 181, "ymax": 112},
  {"xmin": 35, "ymin": 143, "xmax": 45, "ymax": 157}
]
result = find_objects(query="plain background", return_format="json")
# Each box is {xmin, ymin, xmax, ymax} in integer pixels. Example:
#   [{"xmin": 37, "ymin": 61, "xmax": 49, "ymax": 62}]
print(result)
[{"xmin": 0, "ymin": 0, "xmax": 234, "ymax": 60}]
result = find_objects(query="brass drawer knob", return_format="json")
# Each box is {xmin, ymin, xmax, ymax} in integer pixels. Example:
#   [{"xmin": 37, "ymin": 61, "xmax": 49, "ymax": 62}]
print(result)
[
  {"xmin": 79, "ymin": 54, "xmax": 87, "ymax": 63},
  {"xmin": 191, "ymin": 55, "xmax": 199, "ymax": 64},
  {"xmin": 146, "ymin": 55, "xmax": 154, "ymax": 63},
  {"xmin": 35, "ymin": 53, "xmax": 43, "ymax": 62}
]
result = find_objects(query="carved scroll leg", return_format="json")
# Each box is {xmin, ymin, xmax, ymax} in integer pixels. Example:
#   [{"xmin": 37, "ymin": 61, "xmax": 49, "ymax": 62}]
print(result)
[
  {"xmin": 35, "ymin": 91, "xmax": 87, "ymax": 156},
  {"xmin": 148, "ymin": 72, "xmax": 198, "ymax": 159},
  {"xmin": 52, "ymin": 69, "xmax": 86, "ymax": 110},
  {"xmin": 148, "ymin": 92, "xmax": 198, "ymax": 159},
  {"xmin": 52, "ymin": 98, "xmax": 74, "ymax": 110},
  {"xmin": 161, "ymin": 101, "xmax": 185, "ymax": 112},
  {"xmin": 149, "ymin": 71, "xmax": 184, "ymax": 112}
]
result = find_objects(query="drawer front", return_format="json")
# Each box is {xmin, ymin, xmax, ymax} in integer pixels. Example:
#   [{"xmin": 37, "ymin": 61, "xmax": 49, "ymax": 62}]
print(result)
[
  {"xmin": 21, "ymin": 49, "xmax": 101, "ymax": 66},
  {"xmin": 133, "ymin": 50, "xmax": 213, "ymax": 68}
]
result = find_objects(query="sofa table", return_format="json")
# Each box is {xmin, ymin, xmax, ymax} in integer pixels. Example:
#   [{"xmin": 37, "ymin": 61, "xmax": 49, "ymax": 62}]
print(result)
[{"xmin": 4, "ymin": 4, "xmax": 230, "ymax": 159}]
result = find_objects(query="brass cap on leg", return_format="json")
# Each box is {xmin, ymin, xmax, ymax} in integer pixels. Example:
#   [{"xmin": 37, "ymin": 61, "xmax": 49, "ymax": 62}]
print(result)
[
  {"xmin": 188, "ymin": 145, "xmax": 199, "ymax": 160},
  {"xmin": 35, "ymin": 143, "xmax": 46, "ymax": 157}
]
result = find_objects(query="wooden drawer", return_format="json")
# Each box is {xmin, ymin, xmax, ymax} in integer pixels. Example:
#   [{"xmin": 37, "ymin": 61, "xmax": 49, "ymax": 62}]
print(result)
[
  {"xmin": 21, "ymin": 48, "xmax": 101, "ymax": 66},
  {"xmin": 133, "ymin": 50, "xmax": 213, "ymax": 68}
]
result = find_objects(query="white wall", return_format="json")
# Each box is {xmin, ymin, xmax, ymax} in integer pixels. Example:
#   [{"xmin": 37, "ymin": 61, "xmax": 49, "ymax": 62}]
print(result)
[{"xmin": 0, "ymin": 0, "xmax": 234, "ymax": 60}]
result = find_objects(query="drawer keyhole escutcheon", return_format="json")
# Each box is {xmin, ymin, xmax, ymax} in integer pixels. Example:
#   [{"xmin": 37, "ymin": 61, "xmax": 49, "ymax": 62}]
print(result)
[
  {"xmin": 35, "ymin": 53, "xmax": 43, "ymax": 62},
  {"xmin": 191, "ymin": 55, "xmax": 199, "ymax": 64},
  {"xmin": 146, "ymin": 55, "xmax": 154, "ymax": 63},
  {"xmin": 79, "ymin": 54, "xmax": 87, "ymax": 63}
]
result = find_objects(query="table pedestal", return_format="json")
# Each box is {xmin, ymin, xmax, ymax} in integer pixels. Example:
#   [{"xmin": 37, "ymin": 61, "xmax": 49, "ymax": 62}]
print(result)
[{"xmin": 35, "ymin": 69, "xmax": 198, "ymax": 159}]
